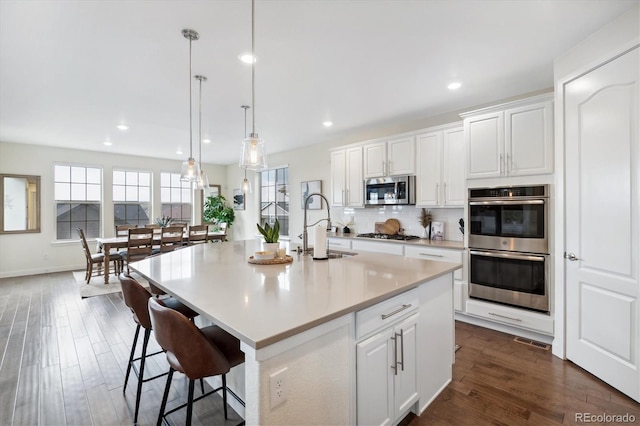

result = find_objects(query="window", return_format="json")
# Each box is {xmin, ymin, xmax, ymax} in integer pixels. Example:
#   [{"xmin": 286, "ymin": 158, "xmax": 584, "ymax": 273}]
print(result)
[
  {"xmin": 54, "ymin": 164, "xmax": 101, "ymax": 240},
  {"xmin": 160, "ymin": 172, "xmax": 192, "ymax": 224},
  {"xmin": 113, "ymin": 170, "xmax": 151, "ymax": 227},
  {"xmin": 260, "ymin": 166, "xmax": 289, "ymax": 236}
]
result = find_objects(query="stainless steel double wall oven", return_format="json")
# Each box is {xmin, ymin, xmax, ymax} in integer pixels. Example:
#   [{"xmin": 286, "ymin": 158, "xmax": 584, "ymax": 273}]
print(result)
[{"xmin": 468, "ymin": 185, "xmax": 550, "ymax": 313}]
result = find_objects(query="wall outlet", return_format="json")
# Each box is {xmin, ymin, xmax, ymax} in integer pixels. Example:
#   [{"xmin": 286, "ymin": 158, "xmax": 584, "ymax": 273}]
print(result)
[{"xmin": 269, "ymin": 367, "xmax": 288, "ymax": 409}]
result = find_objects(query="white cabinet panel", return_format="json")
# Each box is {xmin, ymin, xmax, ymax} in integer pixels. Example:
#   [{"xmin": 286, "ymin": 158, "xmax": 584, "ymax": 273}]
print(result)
[
  {"xmin": 331, "ymin": 146, "xmax": 363, "ymax": 207},
  {"xmin": 364, "ymin": 137, "xmax": 415, "ymax": 178},
  {"xmin": 356, "ymin": 328, "xmax": 394, "ymax": 426},
  {"xmin": 363, "ymin": 142, "xmax": 386, "ymax": 178},
  {"xmin": 352, "ymin": 240, "xmax": 404, "ymax": 255},
  {"xmin": 465, "ymin": 112, "xmax": 503, "ymax": 179}
]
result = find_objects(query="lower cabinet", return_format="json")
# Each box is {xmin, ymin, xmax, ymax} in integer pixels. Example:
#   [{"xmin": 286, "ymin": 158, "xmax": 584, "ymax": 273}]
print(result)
[{"xmin": 356, "ymin": 289, "xmax": 419, "ymax": 426}]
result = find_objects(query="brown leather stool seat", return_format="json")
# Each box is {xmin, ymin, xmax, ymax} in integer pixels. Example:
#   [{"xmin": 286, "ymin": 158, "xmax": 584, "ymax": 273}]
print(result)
[
  {"xmin": 148, "ymin": 297, "xmax": 245, "ymax": 426},
  {"xmin": 118, "ymin": 274, "xmax": 199, "ymax": 424}
]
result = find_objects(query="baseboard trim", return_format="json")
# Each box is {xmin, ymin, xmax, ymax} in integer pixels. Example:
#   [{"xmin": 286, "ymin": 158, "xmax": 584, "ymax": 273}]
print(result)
[{"xmin": 0, "ymin": 264, "xmax": 83, "ymax": 279}]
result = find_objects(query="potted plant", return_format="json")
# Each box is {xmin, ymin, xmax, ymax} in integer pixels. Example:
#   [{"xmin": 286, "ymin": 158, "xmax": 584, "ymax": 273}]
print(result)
[
  {"xmin": 155, "ymin": 216, "xmax": 173, "ymax": 227},
  {"xmin": 203, "ymin": 195, "xmax": 235, "ymax": 230},
  {"xmin": 257, "ymin": 218, "xmax": 280, "ymax": 253}
]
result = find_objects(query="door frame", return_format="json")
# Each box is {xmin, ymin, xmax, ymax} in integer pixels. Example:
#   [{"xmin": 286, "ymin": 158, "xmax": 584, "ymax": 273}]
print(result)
[{"xmin": 553, "ymin": 34, "xmax": 640, "ymax": 360}]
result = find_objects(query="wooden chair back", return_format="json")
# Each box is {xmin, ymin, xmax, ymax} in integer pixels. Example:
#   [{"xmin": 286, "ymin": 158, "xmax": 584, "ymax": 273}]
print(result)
[
  {"xmin": 119, "ymin": 274, "xmax": 152, "ymax": 329},
  {"xmin": 77, "ymin": 227, "xmax": 93, "ymax": 260},
  {"xmin": 147, "ymin": 224, "xmax": 162, "ymax": 236},
  {"xmin": 160, "ymin": 226, "xmax": 185, "ymax": 253},
  {"xmin": 126, "ymin": 227, "xmax": 154, "ymax": 264},
  {"xmin": 188, "ymin": 225, "xmax": 209, "ymax": 245},
  {"xmin": 116, "ymin": 224, "xmax": 138, "ymax": 237}
]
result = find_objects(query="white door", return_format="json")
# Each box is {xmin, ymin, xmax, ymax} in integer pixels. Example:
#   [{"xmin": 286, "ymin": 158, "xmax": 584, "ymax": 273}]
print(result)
[
  {"xmin": 346, "ymin": 146, "xmax": 364, "ymax": 207},
  {"xmin": 565, "ymin": 46, "xmax": 639, "ymax": 402},
  {"xmin": 465, "ymin": 110, "xmax": 503, "ymax": 179},
  {"xmin": 388, "ymin": 136, "xmax": 416, "ymax": 175},
  {"xmin": 415, "ymin": 131, "xmax": 441, "ymax": 206},
  {"xmin": 330, "ymin": 150, "xmax": 346, "ymax": 206},
  {"xmin": 393, "ymin": 314, "xmax": 419, "ymax": 420},
  {"xmin": 442, "ymin": 127, "xmax": 465, "ymax": 206},
  {"xmin": 363, "ymin": 142, "xmax": 386, "ymax": 178},
  {"xmin": 356, "ymin": 329, "xmax": 394, "ymax": 426},
  {"xmin": 505, "ymin": 100, "xmax": 553, "ymax": 176}
]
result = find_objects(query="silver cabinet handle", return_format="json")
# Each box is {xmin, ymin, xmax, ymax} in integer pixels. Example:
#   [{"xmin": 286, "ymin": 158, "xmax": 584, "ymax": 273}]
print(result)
[
  {"xmin": 443, "ymin": 182, "xmax": 447, "ymax": 205},
  {"xmin": 500, "ymin": 153, "xmax": 504, "ymax": 175},
  {"xmin": 506, "ymin": 153, "xmax": 511, "ymax": 175},
  {"xmin": 489, "ymin": 312, "xmax": 522, "ymax": 322},
  {"xmin": 345, "ymin": 189, "xmax": 349, "ymax": 205},
  {"xmin": 436, "ymin": 183, "xmax": 440, "ymax": 205},
  {"xmin": 390, "ymin": 333, "xmax": 398, "ymax": 375},
  {"xmin": 381, "ymin": 303, "xmax": 412, "ymax": 320},
  {"xmin": 382, "ymin": 161, "xmax": 386, "ymax": 176},
  {"xmin": 564, "ymin": 252, "xmax": 580, "ymax": 261},
  {"xmin": 388, "ymin": 160, "xmax": 392, "ymax": 175},
  {"xmin": 419, "ymin": 253, "xmax": 444, "ymax": 258},
  {"xmin": 398, "ymin": 328, "xmax": 404, "ymax": 372}
]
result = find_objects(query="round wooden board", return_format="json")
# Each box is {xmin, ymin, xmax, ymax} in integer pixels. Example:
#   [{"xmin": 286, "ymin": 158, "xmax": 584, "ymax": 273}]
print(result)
[{"xmin": 248, "ymin": 255, "xmax": 293, "ymax": 265}]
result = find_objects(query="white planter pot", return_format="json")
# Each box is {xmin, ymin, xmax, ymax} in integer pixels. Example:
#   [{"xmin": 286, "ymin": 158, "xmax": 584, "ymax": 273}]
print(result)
[{"xmin": 262, "ymin": 242, "xmax": 279, "ymax": 257}]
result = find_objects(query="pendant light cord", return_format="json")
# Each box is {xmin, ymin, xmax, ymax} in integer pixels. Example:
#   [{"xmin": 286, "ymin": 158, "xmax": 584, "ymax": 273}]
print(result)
[
  {"xmin": 189, "ymin": 35, "xmax": 194, "ymax": 158},
  {"xmin": 198, "ymin": 76, "xmax": 203, "ymax": 164},
  {"xmin": 242, "ymin": 105, "xmax": 250, "ymax": 179},
  {"xmin": 251, "ymin": 0, "xmax": 256, "ymax": 136}
]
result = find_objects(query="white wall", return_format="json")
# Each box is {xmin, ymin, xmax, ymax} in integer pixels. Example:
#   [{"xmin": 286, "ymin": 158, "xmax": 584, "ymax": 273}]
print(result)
[
  {"xmin": 552, "ymin": 3, "xmax": 639, "ymax": 359},
  {"xmin": 0, "ymin": 141, "xmax": 227, "ymax": 277}
]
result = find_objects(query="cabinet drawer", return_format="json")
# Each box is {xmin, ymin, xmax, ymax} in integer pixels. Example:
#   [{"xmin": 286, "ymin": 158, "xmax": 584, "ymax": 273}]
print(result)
[
  {"xmin": 356, "ymin": 288, "xmax": 419, "ymax": 340},
  {"xmin": 352, "ymin": 240, "xmax": 404, "ymax": 255},
  {"xmin": 404, "ymin": 246, "xmax": 463, "ymax": 280},
  {"xmin": 466, "ymin": 299, "xmax": 554, "ymax": 335},
  {"xmin": 327, "ymin": 238, "xmax": 351, "ymax": 250}
]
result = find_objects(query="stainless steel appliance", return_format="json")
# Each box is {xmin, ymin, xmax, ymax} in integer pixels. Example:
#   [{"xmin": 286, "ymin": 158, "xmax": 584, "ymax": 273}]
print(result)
[
  {"xmin": 364, "ymin": 175, "xmax": 416, "ymax": 206},
  {"xmin": 356, "ymin": 233, "xmax": 420, "ymax": 241},
  {"xmin": 468, "ymin": 185, "xmax": 550, "ymax": 313}
]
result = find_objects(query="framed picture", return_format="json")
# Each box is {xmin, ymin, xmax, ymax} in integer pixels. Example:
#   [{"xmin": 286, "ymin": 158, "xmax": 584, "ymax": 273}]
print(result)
[
  {"xmin": 233, "ymin": 188, "xmax": 245, "ymax": 210},
  {"xmin": 301, "ymin": 180, "xmax": 322, "ymax": 209}
]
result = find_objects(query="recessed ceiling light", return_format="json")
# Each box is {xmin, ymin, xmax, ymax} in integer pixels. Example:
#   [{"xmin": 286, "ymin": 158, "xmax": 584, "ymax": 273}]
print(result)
[
  {"xmin": 238, "ymin": 53, "xmax": 256, "ymax": 64},
  {"xmin": 116, "ymin": 124, "xmax": 129, "ymax": 130},
  {"xmin": 447, "ymin": 82, "xmax": 462, "ymax": 90},
  {"xmin": 203, "ymin": 138, "xmax": 211, "ymax": 144},
  {"xmin": 322, "ymin": 121, "xmax": 333, "ymax": 127},
  {"xmin": 176, "ymin": 149, "xmax": 183, "ymax": 155},
  {"xmin": 104, "ymin": 140, "xmax": 112, "ymax": 146}
]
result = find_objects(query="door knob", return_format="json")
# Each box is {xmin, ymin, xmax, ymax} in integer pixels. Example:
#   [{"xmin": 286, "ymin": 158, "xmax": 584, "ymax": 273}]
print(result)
[{"xmin": 564, "ymin": 252, "xmax": 579, "ymax": 261}]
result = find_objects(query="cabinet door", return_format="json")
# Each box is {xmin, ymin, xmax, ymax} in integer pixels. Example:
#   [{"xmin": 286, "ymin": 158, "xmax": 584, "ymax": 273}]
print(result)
[
  {"xmin": 357, "ymin": 329, "xmax": 394, "ymax": 426},
  {"xmin": 465, "ymin": 111, "xmax": 504, "ymax": 179},
  {"xmin": 345, "ymin": 146, "xmax": 364, "ymax": 207},
  {"xmin": 415, "ymin": 132, "xmax": 441, "ymax": 206},
  {"xmin": 505, "ymin": 100, "xmax": 553, "ymax": 176},
  {"xmin": 363, "ymin": 142, "xmax": 386, "ymax": 178},
  {"xmin": 388, "ymin": 136, "xmax": 416, "ymax": 175},
  {"xmin": 393, "ymin": 314, "xmax": 419, "ymax": 419},
  {"xmin": 330, "ymin": 150, "xmax": 346, "ymax": 206},
  {"xmin": 442, "ymin": 127, "xmax": 465, "ymax": 206}
]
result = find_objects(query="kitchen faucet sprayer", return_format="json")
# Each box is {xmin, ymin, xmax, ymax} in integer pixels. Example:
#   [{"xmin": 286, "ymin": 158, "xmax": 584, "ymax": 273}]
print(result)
[{"xmin": 302, "ymin": 193, "xmax": 331, "ymax": 254}]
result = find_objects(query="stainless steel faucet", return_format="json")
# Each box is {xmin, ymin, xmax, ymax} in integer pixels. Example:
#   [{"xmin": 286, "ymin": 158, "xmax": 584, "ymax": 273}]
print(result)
[{"xmin": 302, "ymin": 192, "xmax": 332, "ymax": 254}]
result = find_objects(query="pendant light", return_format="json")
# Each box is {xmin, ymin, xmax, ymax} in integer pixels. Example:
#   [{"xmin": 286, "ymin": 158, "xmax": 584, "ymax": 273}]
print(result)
[
  {"xmin": 239, "ymin": 0, "xmax": 267, "ymax": 170},
  {"xmin": 195, "ymin": 75, "xmax": 210, "ymax": 191},
  {"xmin": 241, "ymin": 105, "xmax": 252, "ymax": 193},
  {"xmin": 180, "ymin": 29, "xmax": 201, "ymax": 182}
]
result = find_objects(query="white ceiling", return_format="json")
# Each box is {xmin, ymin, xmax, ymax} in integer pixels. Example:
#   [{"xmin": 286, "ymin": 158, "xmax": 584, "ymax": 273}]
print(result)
[{"xmin": 1, "ymin": 0, "xmax": 637, "ymax": 166}]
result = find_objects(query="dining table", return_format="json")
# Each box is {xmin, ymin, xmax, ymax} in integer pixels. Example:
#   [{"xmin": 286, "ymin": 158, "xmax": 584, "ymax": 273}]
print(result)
[{"xmin": 95, "ymin": 231, "xmax": 227, "ymax": 284}]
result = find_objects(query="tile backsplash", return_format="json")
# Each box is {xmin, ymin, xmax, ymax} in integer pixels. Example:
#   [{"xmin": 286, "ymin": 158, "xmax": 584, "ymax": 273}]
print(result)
[{"xmin": 331, "ymin": 206, "xmax": 464, "ymax": 242}]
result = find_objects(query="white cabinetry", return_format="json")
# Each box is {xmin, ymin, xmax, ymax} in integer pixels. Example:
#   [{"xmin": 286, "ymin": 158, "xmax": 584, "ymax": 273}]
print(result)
[
  {"xmin": 327, "ymin": 237, "xmax": 351, "ymax": 251},
  {"xmin": 364, "ymin": 136, "xmax": 415, "ymax": 178},
  {"xmin": 416, "ymin": 124, "xmax": 465, "ymax": 207},
  {"xmin": 463, "ymin": 94, "xmax": 553, "ymax": 179},
  {"xmin": 405, "ymin": 245, "xmax": 466, "ymax": 312},
  {"xmin": 356, "ymin": 290, "xmax": 419, "ymax": 426},
  {"xmin": 330, "ymin": 146, "xmax": 363, "ymax": 207},
  {"xmin": 352, "ymin": 239, "xmax": 404, "ymax": 256}
]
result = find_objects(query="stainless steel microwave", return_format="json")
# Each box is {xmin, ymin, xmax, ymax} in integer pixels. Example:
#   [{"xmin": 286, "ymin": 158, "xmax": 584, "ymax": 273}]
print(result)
[{"xmin": 364, "ymin": 175, "xmax": 416, "ymax": 206}]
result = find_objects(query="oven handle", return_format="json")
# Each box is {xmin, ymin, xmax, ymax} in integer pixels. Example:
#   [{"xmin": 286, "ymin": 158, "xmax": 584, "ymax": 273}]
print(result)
[
  {"xmin": 470, "ymin": 250, "xmax": 547, "ymax": 262},
  {"xmin": 469, "ymin": 199, "xmax": 545, "ymax": 206}
]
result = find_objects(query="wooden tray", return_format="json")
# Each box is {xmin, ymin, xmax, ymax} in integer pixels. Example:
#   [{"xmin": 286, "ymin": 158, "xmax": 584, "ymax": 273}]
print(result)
[{"xmin": 248, "ymin": 255, "xmax": 293, "ymax": 265}]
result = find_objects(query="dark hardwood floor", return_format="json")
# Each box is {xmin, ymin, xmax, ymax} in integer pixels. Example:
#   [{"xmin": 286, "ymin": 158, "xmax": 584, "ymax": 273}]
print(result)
[{"xmin": 0, "ymin": 272, "xmax": 638, "ymax": 425}]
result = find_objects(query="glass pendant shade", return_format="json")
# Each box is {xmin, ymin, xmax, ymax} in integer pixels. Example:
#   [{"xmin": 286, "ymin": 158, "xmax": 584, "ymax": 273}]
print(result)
[
  {"xmin": 242, "ymin": 176, "xmax": 252, "ymax": 193},
  {"xmin": 180, "ymin": 157, "xmax": 201, "ymax": 182},
  {"xmin": 239, "ymin": 134, "xmax": 267, "ymax": 170},
  {"xmin": 196, "ymin": 169, "xmax": 209, "ymax": 191}
]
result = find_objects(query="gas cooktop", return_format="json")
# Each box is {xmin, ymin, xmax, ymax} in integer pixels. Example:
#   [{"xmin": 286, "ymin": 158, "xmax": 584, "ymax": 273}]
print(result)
[{"xmin": 356, "ymin": 233, "xmax": 421, "ymax": 241}]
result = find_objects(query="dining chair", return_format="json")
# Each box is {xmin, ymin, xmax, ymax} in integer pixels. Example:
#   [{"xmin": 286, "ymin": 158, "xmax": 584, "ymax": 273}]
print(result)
[
  {"xmin": 119, "ymin": 227, "xmax": 154, "ymax": 273},
  {"xmin": 188, "ymin": 224, "xmax": 209, "ymax": 245},
  {"xmin": 115, "ymin": 224, "xmax": 138, "ymax": 237},
  {"xmin": 77, "ymin": 228, "xmax": 121, "ymax": 284},
  {"xmin": 118, "ymin": 274, "xmax": 200, "ymax": 424},
  {"xmin": 149, "ymin": 297, "xmax": 245, "ymax": 426},
  {"xmin": 159, "ymin": 225, "xmax": 185, "ymax": 253}
]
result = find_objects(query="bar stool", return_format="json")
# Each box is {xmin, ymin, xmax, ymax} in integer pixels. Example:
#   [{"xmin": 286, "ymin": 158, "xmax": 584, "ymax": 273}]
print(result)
[
  {"xmin": 118, "ymin": 274, "xmax": 200, "ymax": 424},
  {"xmin": 148, "ymin": 297, "xmax": 245, "ymax": 426}
]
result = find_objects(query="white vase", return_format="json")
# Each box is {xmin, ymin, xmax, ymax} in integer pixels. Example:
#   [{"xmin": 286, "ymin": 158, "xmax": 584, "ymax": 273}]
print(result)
[{"xmin": 262, "ymin": 242, "xmax": 279, "ymax": 257}]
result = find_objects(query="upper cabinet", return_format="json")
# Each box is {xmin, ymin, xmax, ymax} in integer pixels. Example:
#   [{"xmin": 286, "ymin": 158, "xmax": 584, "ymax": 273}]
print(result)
[
  {"xmin": 364, "ymin": 136, "xmax": 415, "ymax": 178},
  {"xmin": 330, "ymin": 146, "xmax": 364, "ymax": 207},
  {"xmin": 415, "ymin": 124, "xmax": 465, "ymax": 207},
  {"xmin": 463, "ymin": 94, "xmax": 554, "ymax": 179}
]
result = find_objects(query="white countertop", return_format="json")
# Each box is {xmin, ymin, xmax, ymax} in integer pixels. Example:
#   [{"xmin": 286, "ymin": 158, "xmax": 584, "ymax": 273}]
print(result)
[
  {"xmin": 328, "ymin": 232, "xmax": 465, "ymax": 250},
  {"xmin": 131, "ymin": 239, "xmax": 460, "ymax": 349}
]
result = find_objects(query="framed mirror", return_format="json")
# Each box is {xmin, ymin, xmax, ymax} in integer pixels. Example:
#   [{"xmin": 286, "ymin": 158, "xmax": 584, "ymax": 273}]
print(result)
[
  {"xmin": 1, "ymin": 174, "xmax": 41, "ymax": 234},
  {"xmin": 201, "ymin": 184, "xmax": 221, "ymax": 224}
]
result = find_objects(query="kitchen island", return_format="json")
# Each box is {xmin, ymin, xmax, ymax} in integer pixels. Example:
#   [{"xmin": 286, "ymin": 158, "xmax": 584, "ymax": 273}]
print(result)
[{"xmin": 131, "ymin": 239, "xmax": 460, "ymax": 425}]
